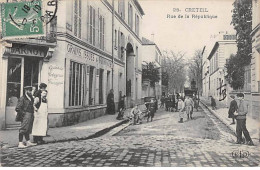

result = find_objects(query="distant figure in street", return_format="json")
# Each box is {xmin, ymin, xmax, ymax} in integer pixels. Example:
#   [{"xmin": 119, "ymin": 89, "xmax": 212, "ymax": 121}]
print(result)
[
  {"xmin": 210, "ymin": 96, "xmax": 217, "ymax": 110},
  {"xmin": 106, "ymin": 89, "xmax": 115, "ymax": 115},
  {"xmin": 234, "ymin": 93, "xmax": 254, "ymax": 146},
  {"xmin": 192, "ymin": 95, "xmax": 199, "ymax": 112},
  {"xmin": 160, "ymin": 96, "xmax": 165, "ymax": 108},
  {"xmin": 116, "ymin": 91, "xmax": 126, "ymax": 120},
  {"xmin": 32, "ymin": 90, "xmax": 48, "ymax": 144},
  {"xmin": 177, "ymin": 98, "xmax": 185, "ymax": 123},
  {"xmin": 184, "ymin": 96, "xmax": 194, "ymax": 120},
  {"xmin": 228, "ymin": 95, "xmax": 237, "ymax": 125},
  {"xmin": 147, "ymin": 98, "xmax": 156, "ymax": 122},
  {"xmin": 129, "ymin": 104, "xmax": 142, "ymax": 125},
  {"xmin": 15, "ymin": 86, "xmax": 37, "ymax": 148}
]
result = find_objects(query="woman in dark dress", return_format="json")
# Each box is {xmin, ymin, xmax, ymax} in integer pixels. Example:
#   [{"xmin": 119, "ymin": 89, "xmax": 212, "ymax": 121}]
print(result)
[
  {"xmin": 106, "ymin": 89, "xmax": 115, "ymax": 115},
  {"xmin": 228, "ymin": 95, "xmax": 238, "ymax": 125}
]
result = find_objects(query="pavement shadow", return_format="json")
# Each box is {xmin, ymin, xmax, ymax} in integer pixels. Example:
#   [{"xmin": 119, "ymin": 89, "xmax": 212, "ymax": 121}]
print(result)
[{"xmin": 191, "ymin": 115, "xmax": 206, "ymax": 120}]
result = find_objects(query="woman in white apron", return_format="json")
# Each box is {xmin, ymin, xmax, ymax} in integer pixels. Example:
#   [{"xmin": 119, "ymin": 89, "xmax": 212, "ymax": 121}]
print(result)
[{"xmin": 32, "ymin": 90, "xmax": 48, "ymax": 144}]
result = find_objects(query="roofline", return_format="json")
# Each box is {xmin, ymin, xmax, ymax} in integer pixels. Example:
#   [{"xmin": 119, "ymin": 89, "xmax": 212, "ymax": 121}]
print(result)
[
  {"xmin": 207, "ymin": 42, "xmax": 219, "ymax": 60},
  {"xmin": 201, "ymin": 46, "xmax": 206, "ymax": 55},
  {"xmin": 133, "ymin": 0, "xmax": 145, "ymax": 16}
]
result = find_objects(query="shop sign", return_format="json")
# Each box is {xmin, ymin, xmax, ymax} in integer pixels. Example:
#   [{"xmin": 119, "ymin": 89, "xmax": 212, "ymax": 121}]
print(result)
[
  {"xmin": 67, "ymin": 43, "xmax": 112, "ymax": 68},
  {"xmin": 10, "ymin": 46, "xmax": 45, "ymax": 57}
]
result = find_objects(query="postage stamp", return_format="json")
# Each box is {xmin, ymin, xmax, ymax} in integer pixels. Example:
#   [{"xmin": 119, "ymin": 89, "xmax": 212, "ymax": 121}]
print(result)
[{"xmin": 1, "ymin": 0, "xmax": 57, "ymax": 39}]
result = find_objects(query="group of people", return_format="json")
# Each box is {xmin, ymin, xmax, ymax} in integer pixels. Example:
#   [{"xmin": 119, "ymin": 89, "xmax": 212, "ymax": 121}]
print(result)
[
  {"xmin": 106, "ymin": 89, "xmax": 127, "ymax": 120},
  {"xmin": 128, "ymin": 98, "xmax": 157, "ymax": 125},
  {"xmin": 106, "ymin": 89, "xmax": 158, "ymax": 124},
  {"xmin": 160, "ymin": 94, "xmax": 199, "ymax": 123},
  {"xmin": 228, "ymin": 93, "xmax": 254, "ymax": 146},
  {"xmin": 15, "ymin": 83, "xmax": 49, "ymax": 148}
]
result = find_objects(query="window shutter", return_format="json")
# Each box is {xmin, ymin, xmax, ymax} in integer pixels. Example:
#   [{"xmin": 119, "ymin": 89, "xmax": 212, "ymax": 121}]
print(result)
[
  {"xmin": 95, "ymin": 8, "xmax": 99, "ymax": 47},
  {"xmin": 78, "ymin": 0, "xmax": 82, "ymax": 39},
  {"xmin": 87, "ymin": 3, "xmax": 90, "ymax": 42},
  {"xmin": 118, "ymin": 30, "xmax": 121, "ymax": 58}
]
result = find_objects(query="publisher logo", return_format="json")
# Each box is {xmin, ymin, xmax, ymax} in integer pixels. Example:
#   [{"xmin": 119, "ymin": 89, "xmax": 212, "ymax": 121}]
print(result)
[{"xmin": 231, "ymin": 150, "xmax": 250, "ymax": 158}]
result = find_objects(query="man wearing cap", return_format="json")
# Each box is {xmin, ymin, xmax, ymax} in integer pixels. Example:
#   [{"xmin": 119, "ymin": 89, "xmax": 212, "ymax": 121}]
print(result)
[
  {"xmin": 15, "ymin": 86, "xmax": 37, "ymax": 148},
  {"xmin": 234, "ymin": 93, "xmax": 254, "ymax": 146}
]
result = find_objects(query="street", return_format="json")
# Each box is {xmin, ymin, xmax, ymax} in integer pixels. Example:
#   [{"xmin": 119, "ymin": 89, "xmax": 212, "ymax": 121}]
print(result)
[{"xmin": 1, "ymin": 105, "xmax": 259, "ymax": 167}]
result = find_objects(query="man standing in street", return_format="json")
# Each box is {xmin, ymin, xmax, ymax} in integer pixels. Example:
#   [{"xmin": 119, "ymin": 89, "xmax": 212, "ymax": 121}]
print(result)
[
  {"xmin": 234, "ymin": 93, "xmax": 254, "ymax": 146},
  {"xmin": 15, "ymin": 86, "xmax": 37, "ymax": 148},
  {"xmin": 178, "ymin": 98, "xmax": 185, "ymax": 123},
  {"xmin": 184, "ymin": 95, "xmax": 194, "ymax": 120}
]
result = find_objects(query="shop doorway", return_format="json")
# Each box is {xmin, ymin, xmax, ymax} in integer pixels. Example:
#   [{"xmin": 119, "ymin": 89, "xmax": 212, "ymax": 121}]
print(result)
[{"xmin": 6, "ymin": 57, "xmax": 40, "ymax": 128}]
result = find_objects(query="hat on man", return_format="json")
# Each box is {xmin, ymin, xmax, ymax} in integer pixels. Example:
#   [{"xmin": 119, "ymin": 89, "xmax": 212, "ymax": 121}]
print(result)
[{"xmin": 24, "ymin": 86, "xmax": 32, "ymax": 91}]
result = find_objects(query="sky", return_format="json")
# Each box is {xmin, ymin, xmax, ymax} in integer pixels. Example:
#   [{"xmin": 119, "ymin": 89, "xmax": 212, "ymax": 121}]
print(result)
[{"xmin": 139, "ymin": 0, "xmax": 235, "ymax": 59}]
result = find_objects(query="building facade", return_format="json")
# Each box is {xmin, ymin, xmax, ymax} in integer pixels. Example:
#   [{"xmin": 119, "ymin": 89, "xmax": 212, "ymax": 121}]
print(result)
[
  {"xmin": 0, "ymin": 0, "xmax": 144, "ymax": 129},
  {"xmin": 141, "ymin": 37, "xmax": 162, "ymax": 100},
  {"xmin": 249, "ymin": 0, "xmax": 260, "ymax": 120},
  {"xmin": 201, "ymin": 46, "xmax": 210, "ymax": 98},
  {"xmin": 202, "ymin": 32, "xmax": 237, "ymax": 107}
]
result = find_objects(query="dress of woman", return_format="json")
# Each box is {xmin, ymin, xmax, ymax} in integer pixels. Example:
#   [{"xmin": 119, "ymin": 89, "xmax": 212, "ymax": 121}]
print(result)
[{"xmin": 31, "ymin": 97, "xmax": 48, "ymax": 139}]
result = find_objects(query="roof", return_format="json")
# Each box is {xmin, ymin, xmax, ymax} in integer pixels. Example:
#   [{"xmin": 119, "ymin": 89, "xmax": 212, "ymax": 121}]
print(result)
[
  {"xmin": 142, "ymin": 37, "xmax": 155, "ymax": 45},
  {"xmin": 133, "ymin": 0, "xmax": 145, "ymax": 16}
]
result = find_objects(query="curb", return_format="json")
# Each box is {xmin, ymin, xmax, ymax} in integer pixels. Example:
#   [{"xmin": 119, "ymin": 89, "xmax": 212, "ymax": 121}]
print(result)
[
  {"xmin": 1, "ymin": 119, "xmax": 129, "ymax": 149},
  {"xmin": 200, "ymin": 100, "xmax": 237, "ymax": 137}
]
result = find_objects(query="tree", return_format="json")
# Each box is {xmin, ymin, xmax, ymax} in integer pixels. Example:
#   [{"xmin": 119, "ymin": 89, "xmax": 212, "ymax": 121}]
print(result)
[
  {"xmin": 161, "ymin": 50, "xmax": 186, "ymax": 93},
  {"xmin": 142, "ymin": 62, "xmax": 160, "ymax": 87},
  {"xmin": 226, "ymin": 0, "xmax": 252, "ymax": 90},
  {"xmin": 161, "ymin": 71, "xmax": 168, "ymax": 86},
  {"xmin": 187, "ymin": 50, "xmax": 203, "ymax": 94},
  {"xmin": 225, "ymin": 54, "xmax": 245, "ymax": 90}
]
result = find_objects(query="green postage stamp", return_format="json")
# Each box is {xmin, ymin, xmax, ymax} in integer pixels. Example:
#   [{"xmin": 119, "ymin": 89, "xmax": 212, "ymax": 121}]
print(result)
[{"xmin": 1, "ymin": 0, "xmax": 44, "ymax": 39}]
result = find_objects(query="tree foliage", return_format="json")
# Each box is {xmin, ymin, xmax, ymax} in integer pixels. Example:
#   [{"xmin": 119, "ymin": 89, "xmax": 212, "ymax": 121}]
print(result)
[
  {"xmin": 225, "ymin": 54, "xmax": 245, "ymax": 90},
  {"xmin": 161, "ymin": 50, "xmax": 186, "ymax": 93},
  {"xmin": 226, "ymin": 0, "xmax": 252, "ymax": 90},
  {"xmin": 142, "ymin": 62, "xmax": 160, "ymax": 87},
  {"xmin": 187, "ymin": 50, "xmax": 203, "ymax": 93}
]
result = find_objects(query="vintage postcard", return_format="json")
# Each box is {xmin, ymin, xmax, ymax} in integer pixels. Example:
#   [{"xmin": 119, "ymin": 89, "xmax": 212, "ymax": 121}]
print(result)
[{"xmin": 0, "ymin": 0, "xmax": 259, "ymax": 167}]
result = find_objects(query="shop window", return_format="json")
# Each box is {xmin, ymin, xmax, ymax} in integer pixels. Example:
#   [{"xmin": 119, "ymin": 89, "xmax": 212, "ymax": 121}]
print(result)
[
  {"xmin": 24, "ymin": 57, "xmax": 39, "ymax": 88},
  {"xmin": 6, "ymin": 58, "xmax": 22, "ymax": 107},
  {"xmin": 69, "ymin": 61, "xmax": 84, "ymax": 106},
  {"xmin": 89, "ymin": 66, "xmax": 95, "ymax": 105},
  {"xmin": 99, "ymin": 69, "xmax": 104, "ymax": 104}
]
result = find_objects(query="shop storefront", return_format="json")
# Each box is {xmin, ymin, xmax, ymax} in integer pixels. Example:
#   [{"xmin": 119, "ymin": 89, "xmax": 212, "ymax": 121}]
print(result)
[
  {"xmin": 45, "ymin": 41, "xmax": 113, "ymax": 127},
  {"xmin": 0, "ymin": 42, "xmax": 54, "ymax": 129}
]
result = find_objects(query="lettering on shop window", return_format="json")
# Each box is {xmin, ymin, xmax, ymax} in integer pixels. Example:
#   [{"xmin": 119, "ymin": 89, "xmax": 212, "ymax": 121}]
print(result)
[
  {"xmin": 48, "ymin": 65, "xmax": 64, "ymax": 86},
  {"xmin": 67, "ymin": 43, "xmax": 112, "ymax": 68}
]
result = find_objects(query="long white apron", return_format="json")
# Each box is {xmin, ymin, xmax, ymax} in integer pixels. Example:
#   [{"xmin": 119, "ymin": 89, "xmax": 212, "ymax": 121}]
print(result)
[{"xmin": 31, "ymin": 102, "xmax": 48, "ymax": 136}]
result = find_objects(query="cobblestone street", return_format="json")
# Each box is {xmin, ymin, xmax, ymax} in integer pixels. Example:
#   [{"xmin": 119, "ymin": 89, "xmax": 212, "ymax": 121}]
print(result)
[{"xmin": 1, "ymin": 105, "xmax": 259, "ymax": 167}]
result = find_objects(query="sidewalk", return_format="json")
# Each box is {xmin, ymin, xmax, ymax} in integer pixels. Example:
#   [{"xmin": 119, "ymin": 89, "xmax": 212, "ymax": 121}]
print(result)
[
  {"xmin": 200, "ymin": 96, "xmax": 260, "ymax": 144},
  {"xmin": 0, "ymin": 107, "xmax": 134, "ymax": 149}
]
